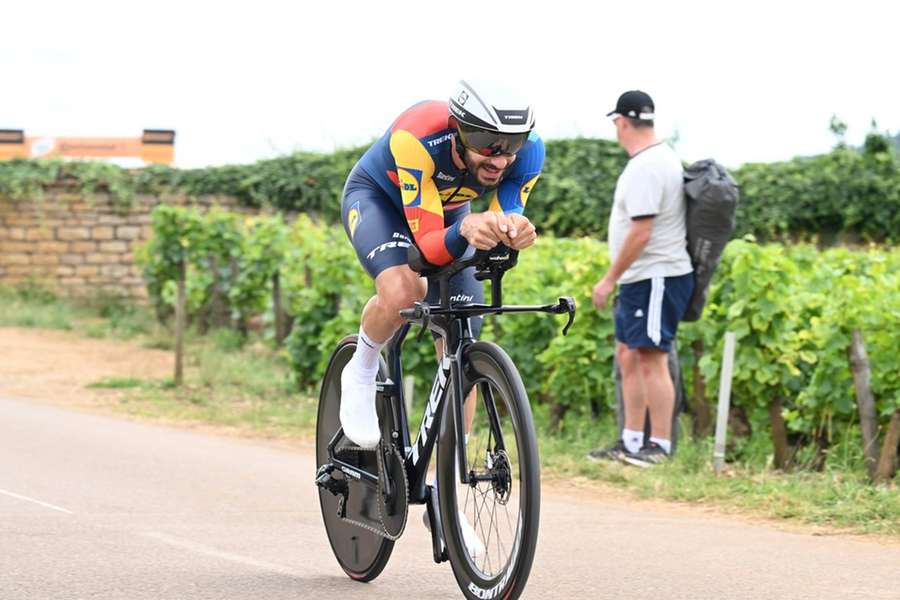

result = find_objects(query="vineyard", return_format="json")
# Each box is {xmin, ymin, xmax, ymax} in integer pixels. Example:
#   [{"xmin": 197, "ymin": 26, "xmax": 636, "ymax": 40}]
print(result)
[
  {"xmin": 135, "ymin": 206, "xmax": 900, "ymax": 482},
  {"xmin": 2, "ymin": 130, "xmax": 898, "ymax": 243},
  {"xmin": 2, "ymin": 129, "xmax": 898, "ymax": 482}
]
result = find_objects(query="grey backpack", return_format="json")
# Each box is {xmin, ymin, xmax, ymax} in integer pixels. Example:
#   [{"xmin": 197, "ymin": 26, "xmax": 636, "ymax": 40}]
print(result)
[{"xmin": 682, "ymin": 159, "xmax": 739, "ymax": 322}]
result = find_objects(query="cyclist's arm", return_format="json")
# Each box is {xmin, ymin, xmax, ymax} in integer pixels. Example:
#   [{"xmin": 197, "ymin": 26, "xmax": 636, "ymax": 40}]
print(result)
[
  {"xmin": 390, "ymin": 129, "xmax": 468, "ymax": 266},
  {"xmin": 487, "ymin": 133, "xmax": 545, "ymax": 215}
]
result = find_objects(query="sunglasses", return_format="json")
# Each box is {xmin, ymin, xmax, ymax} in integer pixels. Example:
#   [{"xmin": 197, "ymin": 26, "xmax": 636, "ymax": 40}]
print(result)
[{"xmin": 457, "ymin": 123, "xmax": 529, "ymax": 157}]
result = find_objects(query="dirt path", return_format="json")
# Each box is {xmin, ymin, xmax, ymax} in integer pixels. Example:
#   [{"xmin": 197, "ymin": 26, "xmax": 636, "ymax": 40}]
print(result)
[{"xmin": 0, "ymin": 327, "xmax": 172, "ymax": 407}]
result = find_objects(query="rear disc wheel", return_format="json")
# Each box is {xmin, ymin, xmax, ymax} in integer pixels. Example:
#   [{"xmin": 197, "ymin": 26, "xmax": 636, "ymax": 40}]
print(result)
[{"xmin": 316, "ymin": 335, "xmax": 393, "ymax": 582}]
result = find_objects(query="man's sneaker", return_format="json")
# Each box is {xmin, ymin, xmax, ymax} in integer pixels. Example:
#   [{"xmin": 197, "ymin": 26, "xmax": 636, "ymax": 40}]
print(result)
[
  {"xmin": 586, "ymin": 439, "xmax": 635, "ymax": 463},
  {"xmin": 622, "ymin": 442, "xmax": 670, "ymax": 468},
  {"xmin": 339, "ymin": 367, "xmax": 380, "ymax": 449},
  {"xmin": 423, "ymin": 507, "xmax": 486, "ymax": 558}
]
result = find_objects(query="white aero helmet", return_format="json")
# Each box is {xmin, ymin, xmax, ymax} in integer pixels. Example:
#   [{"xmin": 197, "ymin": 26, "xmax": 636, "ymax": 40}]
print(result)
[{"xmin": 449, "ymin": 79, "xmax": 535, "ymax": 156}]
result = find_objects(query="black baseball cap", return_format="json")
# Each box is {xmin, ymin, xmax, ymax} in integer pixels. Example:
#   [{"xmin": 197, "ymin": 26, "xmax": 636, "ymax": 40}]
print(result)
[{"xmin": 607, "ymin": 90, "xmax": 655, "ymax": 120}]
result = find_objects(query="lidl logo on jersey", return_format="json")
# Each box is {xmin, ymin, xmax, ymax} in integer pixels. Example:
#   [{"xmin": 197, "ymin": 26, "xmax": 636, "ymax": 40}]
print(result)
[{"xmin": 398, "ymin": 167, "xmax": 423, "ymax": 207}]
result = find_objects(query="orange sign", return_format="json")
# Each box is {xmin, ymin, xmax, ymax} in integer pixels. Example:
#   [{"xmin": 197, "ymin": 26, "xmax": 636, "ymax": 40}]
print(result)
[{"xmin": 0, "ymin": 129, "xmax": 175, "ymax": 164}]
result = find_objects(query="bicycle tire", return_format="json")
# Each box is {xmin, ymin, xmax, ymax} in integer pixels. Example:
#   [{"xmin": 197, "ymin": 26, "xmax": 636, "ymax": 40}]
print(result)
[
  {"xmin": 316, "ymin": 335, "xmax": 393, "ymax": 582},
  {"xmin": 436, "ymin": 341, "xmax": 540, "ymax": 600}
]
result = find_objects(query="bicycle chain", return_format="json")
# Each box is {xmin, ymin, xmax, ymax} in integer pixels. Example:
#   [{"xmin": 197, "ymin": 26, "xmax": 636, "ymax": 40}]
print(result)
[{"xmin": 334, "ymin": 443, "xmax": 409, "ymax": 541}]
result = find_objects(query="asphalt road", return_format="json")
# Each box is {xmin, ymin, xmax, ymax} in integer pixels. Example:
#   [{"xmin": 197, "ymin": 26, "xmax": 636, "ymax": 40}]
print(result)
[{"xmin": 2, "ymin": 395, "xmax": 898, "ymax": 600}]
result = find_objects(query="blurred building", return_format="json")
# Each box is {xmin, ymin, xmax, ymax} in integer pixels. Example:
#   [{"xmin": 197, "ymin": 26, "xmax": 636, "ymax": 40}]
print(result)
[{"xmin": 0, "ymin": 129, "xmax": 175, "ymax": 165}]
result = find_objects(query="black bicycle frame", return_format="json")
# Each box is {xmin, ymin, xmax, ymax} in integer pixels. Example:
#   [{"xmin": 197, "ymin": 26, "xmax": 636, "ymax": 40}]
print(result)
[{"xmin": 326, "ymin": 245, "xmax": 575, "ymax": 507}]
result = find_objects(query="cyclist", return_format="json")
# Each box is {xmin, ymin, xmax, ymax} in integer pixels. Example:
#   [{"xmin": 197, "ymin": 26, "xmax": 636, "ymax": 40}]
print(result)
[{"xmin": 338, "ymin": 80, "xmax": 545, "ymax": 552}]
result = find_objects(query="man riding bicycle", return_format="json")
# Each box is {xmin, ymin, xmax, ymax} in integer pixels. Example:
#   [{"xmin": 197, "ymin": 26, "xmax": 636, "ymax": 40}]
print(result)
[{"xmin": 337, "ymin": 79, "xmax": 545, "ymax": 552}]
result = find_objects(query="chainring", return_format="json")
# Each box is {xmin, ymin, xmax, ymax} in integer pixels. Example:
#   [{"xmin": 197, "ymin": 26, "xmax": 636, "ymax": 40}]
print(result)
[
  {"xmin": 334, "ymin": 442, "xmax": 409, "ymax": 541},
  {"xmin": 377, "ymin": 443, "xmax": 409, "ymax": 539}
]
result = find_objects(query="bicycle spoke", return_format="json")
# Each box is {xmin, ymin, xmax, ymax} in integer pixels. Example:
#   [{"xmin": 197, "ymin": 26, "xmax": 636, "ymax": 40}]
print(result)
[{"xmin": 450, "ymin": 370, "xmax": 533, "ymax": 585}]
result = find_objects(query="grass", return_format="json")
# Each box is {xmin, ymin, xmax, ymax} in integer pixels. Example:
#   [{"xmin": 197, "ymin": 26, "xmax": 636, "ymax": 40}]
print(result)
[
  {"xmin": 105, "ymin": 333, "xmax": 318, "ymax": 439},
  {"xmin": 2, "ymin": 283, "xmax": 898, "ymax": 538},
  {"xmin": 536, "ymin": 411, "xmax": 900, "ymax": 536},
  {"xmin": 0, "ymin": 282, "xmax": 158, "ymax": 340},
  {"xmin": 0, "ymin": 282, "xmax": 79, "ymax": 330},
  {"xmin": 87, "ymin": 377, "xmax": 144, "ymax": 389}
]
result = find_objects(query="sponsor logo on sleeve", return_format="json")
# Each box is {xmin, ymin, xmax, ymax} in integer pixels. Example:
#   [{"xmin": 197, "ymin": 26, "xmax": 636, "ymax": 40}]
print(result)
[
  {"xmin": 347, "ymin": 202, "xmax": 361, "ymax": 238},
  {"xmin": 426, "ymin": 133, "xmax": 454, "ymax": 148},
  {"xmin": 520, "ymin": 175, "xmax": 540, "ymax": 206},
  {"xmin": 398, "ymin": 167, "xmax": 422, "ymax": 207}
]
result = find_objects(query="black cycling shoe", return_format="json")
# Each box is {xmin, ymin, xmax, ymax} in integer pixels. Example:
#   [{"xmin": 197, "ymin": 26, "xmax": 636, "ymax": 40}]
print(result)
[
  {"xmin": 622, "ymin": 442, "xmax": 670, "ymax": 468},
  {"xmin": 586, "ymin": 439, "xmax": 635, "ymax": 463}
]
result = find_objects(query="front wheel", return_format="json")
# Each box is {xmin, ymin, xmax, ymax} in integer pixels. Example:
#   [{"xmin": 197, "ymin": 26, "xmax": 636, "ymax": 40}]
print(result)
[{"xmin": 436, "ymin": 341, "xmax": 540, "ymax": 600}]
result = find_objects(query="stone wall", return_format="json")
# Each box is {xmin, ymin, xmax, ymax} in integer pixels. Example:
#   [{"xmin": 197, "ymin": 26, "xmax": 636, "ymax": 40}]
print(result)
[{"xmin": 0, "ymin": 188, "xmax": 239, "ymax": 298}]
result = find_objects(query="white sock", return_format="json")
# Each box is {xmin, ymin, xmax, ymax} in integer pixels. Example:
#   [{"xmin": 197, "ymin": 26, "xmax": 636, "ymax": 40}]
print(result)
[
  {"xmin": 622, "ymin": 429, "xmax": 644, "ymax": 454},
  {"xmin": 650, "ymin": 437, "xmax": 671, "ymax": 454},
  {"xmin": 348, "ymin": 326, "xmax": 384, "ymax": 384}
]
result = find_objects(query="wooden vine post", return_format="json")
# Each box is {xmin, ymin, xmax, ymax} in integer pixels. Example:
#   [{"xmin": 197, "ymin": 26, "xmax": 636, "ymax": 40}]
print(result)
[
  {"xmin": 848, "ymin": 329, "xmax": 879, "ymax": 478},
  {"xmin": 174, "ymin": 259, "xmax": 187, "ymax": 387}
]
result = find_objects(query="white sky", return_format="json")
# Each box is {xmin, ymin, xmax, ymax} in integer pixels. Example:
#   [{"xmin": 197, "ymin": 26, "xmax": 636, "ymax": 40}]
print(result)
[{"xmin": 3, "ymin": 0, "xmax": 898, "ymax": 169}]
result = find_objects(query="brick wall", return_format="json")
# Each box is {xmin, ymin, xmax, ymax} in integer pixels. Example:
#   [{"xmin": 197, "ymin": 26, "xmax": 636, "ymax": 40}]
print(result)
[{"xmin": 0, "ymin": 188, "xmax": 240, "ymax": 298}]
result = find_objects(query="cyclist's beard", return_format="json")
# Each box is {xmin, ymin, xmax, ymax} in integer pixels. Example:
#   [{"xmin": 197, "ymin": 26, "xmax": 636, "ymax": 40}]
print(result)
[{"xmin": 462, "ymin": 153, "xmax": 506, "ymax": 190}]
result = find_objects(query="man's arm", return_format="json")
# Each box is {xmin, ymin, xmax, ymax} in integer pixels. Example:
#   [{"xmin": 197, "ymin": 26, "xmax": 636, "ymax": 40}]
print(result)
[
  {"xmin": 593, "ymin": 216, "xmax": 653, "ymax": 308},
  {"xmin": 390, "ymin": 129, "xmax": 467, "ymax": 265},
  {"xmin": 487, "ymin": 133, "xmax": 545, "ymax": 215},
  {"xmin": 485, "ymin": 134, "xmax": 545, "ymax": 249}
]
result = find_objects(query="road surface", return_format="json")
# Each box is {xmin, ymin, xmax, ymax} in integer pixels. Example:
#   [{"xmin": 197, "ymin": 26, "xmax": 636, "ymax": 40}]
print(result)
[{"xmin": 2, "ymin": 395, "xmax": 898, "ymax": 600}]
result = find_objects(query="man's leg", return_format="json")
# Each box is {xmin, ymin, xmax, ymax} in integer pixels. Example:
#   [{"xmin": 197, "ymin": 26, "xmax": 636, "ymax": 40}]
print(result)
[
  {"xmin": 338, "ymin": 175, "xmax": 423, "ymax": 448},
  {"xmin": 636, "ymin": 347, "xmax": 674, "ymax": 444},
  {"xmin": 423, "ymin": 250, "xmax": 486, "ymax": 558},
  {"xmin": 631, "ymin": 273, "xmax": 693, "ymax": 455},
  {"xmin": 618, "ymin": 342, "xmax": 647, "ymax": 454},
  {"xmin": 362, "ymin": 265, "xmax": 428, "ymax": 343},
  {"xmin": 341, "ymin": 265, "xmax": 425, "ymax": 448}
]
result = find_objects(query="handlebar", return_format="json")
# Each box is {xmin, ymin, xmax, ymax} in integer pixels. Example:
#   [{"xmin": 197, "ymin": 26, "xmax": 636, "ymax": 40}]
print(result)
[
  {"xmin": 407, "ymin": 244, "xmax": 518, "ymax": 280},
  {"xmin": 402, "ymin": 244, "xmax": 576, "ymax": 337}
]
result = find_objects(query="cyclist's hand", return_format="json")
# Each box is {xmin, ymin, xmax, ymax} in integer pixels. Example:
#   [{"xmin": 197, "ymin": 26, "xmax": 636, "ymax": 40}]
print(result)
[
  {"xmin": 505, "ymin": 213, "xmax": 537, "ymax": 250},
  {"xmin": 460, "ymin": 212, "xmax": 512, "ymax": 250}
]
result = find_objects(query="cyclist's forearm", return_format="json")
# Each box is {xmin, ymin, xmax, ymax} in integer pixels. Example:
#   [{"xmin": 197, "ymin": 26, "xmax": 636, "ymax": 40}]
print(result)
[{"xmin": 413, "ymin": 225, "xmax": 467, "ymax": 266}]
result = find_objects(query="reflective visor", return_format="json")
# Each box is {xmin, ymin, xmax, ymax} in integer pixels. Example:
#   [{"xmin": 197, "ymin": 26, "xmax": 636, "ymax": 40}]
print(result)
[{"xmin": 457, "ymin": 123, "xmax": 529, "ymax": 157}]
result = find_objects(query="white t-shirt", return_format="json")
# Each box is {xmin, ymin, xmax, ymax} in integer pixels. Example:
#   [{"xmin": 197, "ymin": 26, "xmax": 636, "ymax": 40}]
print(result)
[{"xmin": 608, "ymin": 142, "xmax": 693, "ymax": 284}]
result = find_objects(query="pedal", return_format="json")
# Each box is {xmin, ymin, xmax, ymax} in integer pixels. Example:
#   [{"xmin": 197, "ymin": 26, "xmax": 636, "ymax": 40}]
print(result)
[
  {"xmin": 314, "ymin": 463, "xmax": 348, "ymax": 499},
  {"xmin": 425, "ymin": 484, "xmax": 449, "ymax": 564}
]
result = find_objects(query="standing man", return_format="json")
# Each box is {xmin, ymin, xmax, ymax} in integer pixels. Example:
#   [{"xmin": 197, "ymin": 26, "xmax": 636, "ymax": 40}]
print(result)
[{"xmin": 588, "ymin": 91, "xmax": 693, "ymax": 467}]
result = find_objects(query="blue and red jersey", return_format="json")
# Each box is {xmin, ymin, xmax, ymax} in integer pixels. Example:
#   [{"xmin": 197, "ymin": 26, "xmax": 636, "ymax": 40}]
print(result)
[{"xmin": 356, "ymin": 100, "xmax": 545, "ymax": 266}]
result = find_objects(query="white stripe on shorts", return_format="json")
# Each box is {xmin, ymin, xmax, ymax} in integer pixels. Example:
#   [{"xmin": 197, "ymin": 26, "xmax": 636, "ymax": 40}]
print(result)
[{"xmin": 647, "ymin": 277, "xmax": 665, "ymax": 346}]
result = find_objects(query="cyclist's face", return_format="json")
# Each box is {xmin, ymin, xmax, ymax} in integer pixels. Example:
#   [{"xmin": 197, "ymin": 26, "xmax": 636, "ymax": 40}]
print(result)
[{"xmin": 463, "ymin": 149, "xmax": 517, "ymax": 187}]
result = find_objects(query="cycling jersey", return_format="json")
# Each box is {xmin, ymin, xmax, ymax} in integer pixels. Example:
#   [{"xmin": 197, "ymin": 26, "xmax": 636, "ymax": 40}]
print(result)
[{"xmin": 356, "ymin": 100, "xmax": 545, "ymax": 266}]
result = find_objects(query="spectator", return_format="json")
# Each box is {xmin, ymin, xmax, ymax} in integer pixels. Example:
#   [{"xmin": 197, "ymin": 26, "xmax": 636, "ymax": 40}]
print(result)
[{"xmin": 587, "ymin": 91, "xmax": 694, "ymax": 467}]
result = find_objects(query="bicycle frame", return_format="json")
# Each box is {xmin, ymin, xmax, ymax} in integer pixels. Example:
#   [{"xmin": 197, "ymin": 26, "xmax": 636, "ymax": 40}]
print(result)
[{"xmin": 325, "ymin": 245, "xmax": 575, "ymax": 507}]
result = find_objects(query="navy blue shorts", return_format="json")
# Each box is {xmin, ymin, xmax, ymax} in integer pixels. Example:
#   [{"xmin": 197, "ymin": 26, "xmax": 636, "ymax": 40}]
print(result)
[
  {"xmin": 341, "ymin": 164, "xmax": 484, "ymax": 336},
  {"xmin": 614, "ymin": 272, "xmax": 694, "ymax": 352}
]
